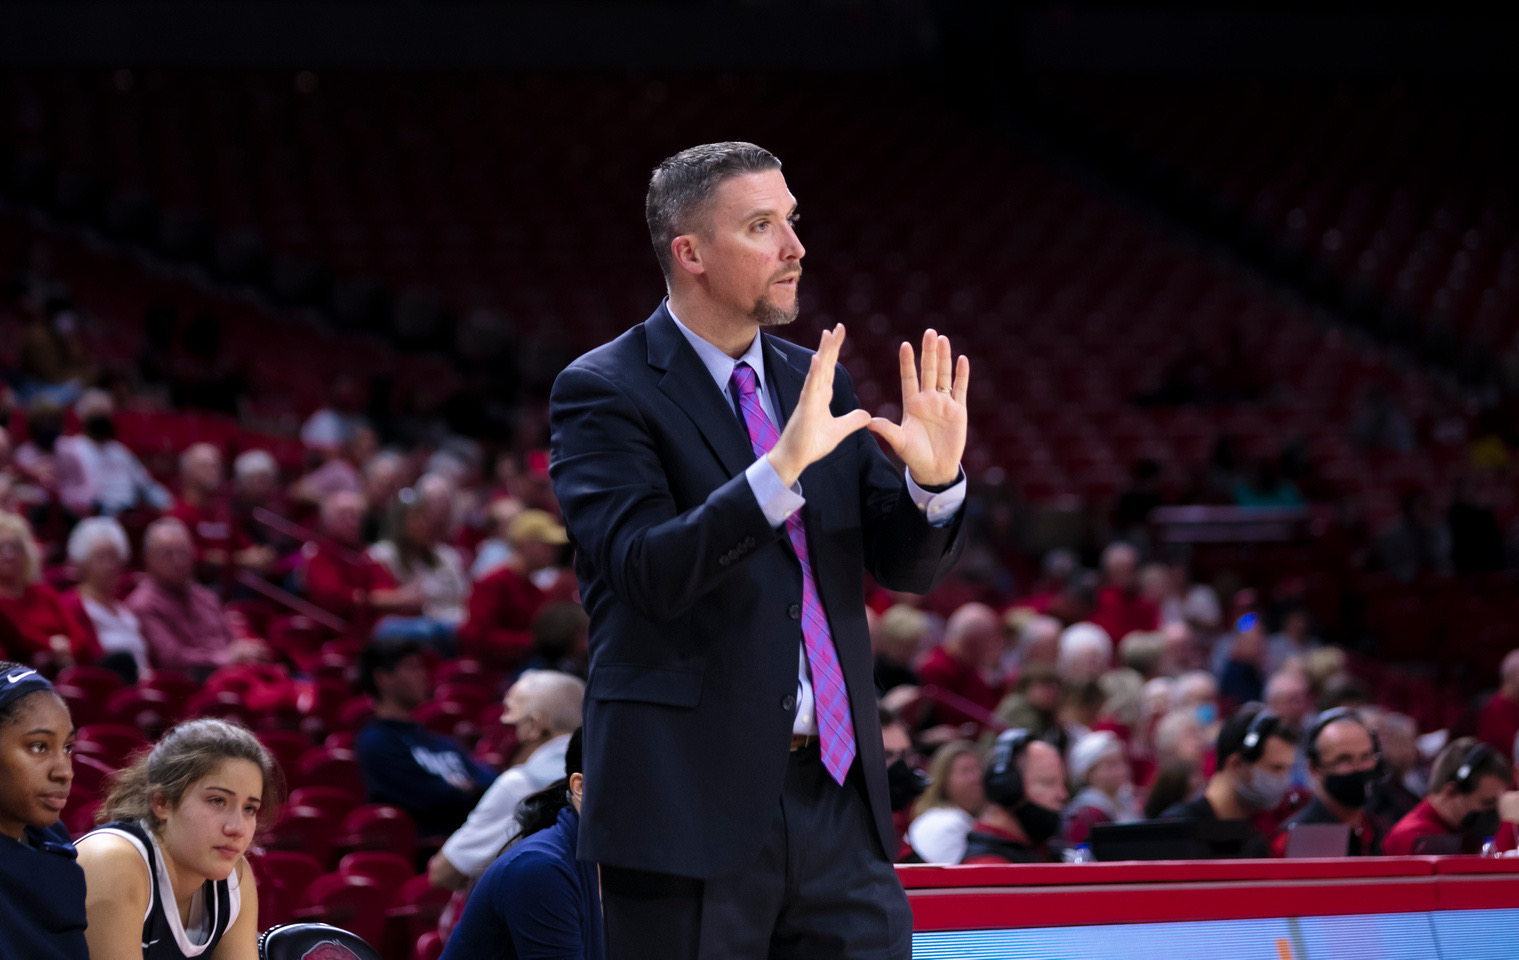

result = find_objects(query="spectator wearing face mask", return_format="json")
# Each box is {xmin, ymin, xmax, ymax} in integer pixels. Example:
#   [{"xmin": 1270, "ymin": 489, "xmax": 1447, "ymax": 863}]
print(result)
[
  {"xmin": 880, "ymin": 706, "xmax": 927, "ymax": 861},
  {"xmin": 1385, "ymin": 738, "xmax": 1515, "ymax": 856},
  {"xmin": 55, "ymin": 390, "xmax": 171, "ymax": 518},
  {"xmin": 1160, "ymin": 703, "xmax": 1300, "ymax": 858},
  {"xmin": 1271, "ymin": 708, "xmax": 1388, "ymax": 857},
  {"xmin": 961, "ymin": 731, "xmax": 1068, "ymax": 864}
]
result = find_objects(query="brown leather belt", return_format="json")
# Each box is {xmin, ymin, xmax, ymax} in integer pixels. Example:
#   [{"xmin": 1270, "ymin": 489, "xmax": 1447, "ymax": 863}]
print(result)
[{"xmin": 789, "ymin": 734, "xmax": 820, "ymax": 752}]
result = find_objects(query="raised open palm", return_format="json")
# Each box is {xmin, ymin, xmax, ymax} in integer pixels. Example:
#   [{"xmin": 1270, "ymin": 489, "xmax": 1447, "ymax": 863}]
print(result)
[{"xmin": 866, "ymin": 329, "xmax": 968, "ymax": 488}]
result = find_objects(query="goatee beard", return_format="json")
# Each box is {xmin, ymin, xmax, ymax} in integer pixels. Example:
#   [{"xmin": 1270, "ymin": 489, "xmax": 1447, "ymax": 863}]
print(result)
[{"xmin": 751, "ymin": 289, "xmax": 800, "ymax": 328}]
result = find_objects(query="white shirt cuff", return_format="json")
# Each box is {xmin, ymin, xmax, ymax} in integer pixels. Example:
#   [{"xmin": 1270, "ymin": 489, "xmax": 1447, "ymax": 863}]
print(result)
[
  {"xmin": 746, "ymin": 455, "xmax": 805, "ymax": 528},
  {"xmin": 906, "ymin": 466, "xmax": 967, "ymax": 527}
]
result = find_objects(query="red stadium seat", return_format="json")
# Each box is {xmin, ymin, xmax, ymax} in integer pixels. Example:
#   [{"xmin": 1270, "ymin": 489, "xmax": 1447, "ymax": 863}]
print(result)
[
  {"xmin": 70, "ymin": 753, "xmax": 117, "ymax": 796},
  {"xmin": 74, "ymin": 723, "xmax": 148, "ymax": 769},
  {"xmin": 258, "ymin": 729, "xmax": 315, "ymax": 783},
  {"xmin": 53, "ymin": 683, "xmax": 109, "ymax": 729},
  {"xmin": 334, "ymin": 805, "xmax": 418, "ymax": 863},
  {"xmin": 413, "ymin": 931, "xmax": 444, "ymax": 960},
  {"xmin": 336, "ymin": 851, "xmax": 414, "ymax": 906},
  {"xmin": 384, "ymin": 875, "xmax": 452, "ymax": 959},
  {"xmin": 251, "ymin": 850, "xmax": 324, "ymax": 926},
  {"xmin": 287, "ymin": 786, "xmax": 360, "ymax": 824},
  {"xmin": 104, "ymin": 686, "xmax": 175, "ymax": 738},
  {"xmin": 56, "ymin": 665, "xmax": 126, "ymax": 701},
  {"xmin": 184, "ymin": 689, "xmax": 257, "ymax": 725},
  {"xmin": 139, "ymin": 671, "xmax": 200, "ymax": 707},
  {"xmin": 265, "ymin": 805, "xmax": 336, "ymax": 868},
  {"xmin": 293, "ymin": 873, "xmax": 387, "ymax": 947},
  {"xmin": 294, "ymin": 746, "xmax": 365, "ymax": 800}
]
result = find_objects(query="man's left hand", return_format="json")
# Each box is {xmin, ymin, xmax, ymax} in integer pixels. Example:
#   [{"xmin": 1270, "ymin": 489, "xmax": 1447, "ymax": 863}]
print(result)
[{"xmin": 867, "ymin": 329, "xmax": 969, "ymax": 487}]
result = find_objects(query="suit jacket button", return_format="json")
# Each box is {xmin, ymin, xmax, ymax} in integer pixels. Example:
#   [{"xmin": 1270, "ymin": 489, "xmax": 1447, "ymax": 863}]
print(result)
[
  {"xmin": 745, "ymin": 535, "xmax": 756, "ymax": 547},
  {"xmin": 787, "ymin": 603, "xmax": 801, "ymax": 620},
  {"xmin": 781, "ymin": 694, "xmax": 797, "ymax": 711},
  {"xmin": 719, "ymin": 555, "xmax": 730, "ymax": 567}
]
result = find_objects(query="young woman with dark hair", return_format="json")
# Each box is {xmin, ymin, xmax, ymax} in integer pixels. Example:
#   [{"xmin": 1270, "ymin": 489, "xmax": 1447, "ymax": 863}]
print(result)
[
  {"xmin": 441, "ymin": 726, "xmax": 603, "ymax": 960},
  {"xmin": 0, "ymin": 660, "xmax": 86, "ymax": 960},
  {"xmin": 76, "ymin": 717, "xmax": 284, "ymax": 960}
]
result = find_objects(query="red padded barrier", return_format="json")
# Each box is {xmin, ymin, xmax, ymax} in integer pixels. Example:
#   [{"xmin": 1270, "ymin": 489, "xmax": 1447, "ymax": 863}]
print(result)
[{"xmin": 897, "ymin": 857, "xmax": 1519, "ymax": 932}]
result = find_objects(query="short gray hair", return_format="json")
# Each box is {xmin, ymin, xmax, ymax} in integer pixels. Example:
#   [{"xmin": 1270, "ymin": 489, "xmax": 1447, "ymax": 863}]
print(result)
[
  {"xmin": 645, "ymin": 142, "xmax": 781, "ymax": 280},
  {"xmin": 67, "ymin": 517, "xmax": 131, "ymax": 565},
  {"xmin": 234, "ymin": 449, "xmax": 277, "ymax": 481},
  {"xmin": 511, "ymin": 670, "xmax": 585, "ymax": 735}
]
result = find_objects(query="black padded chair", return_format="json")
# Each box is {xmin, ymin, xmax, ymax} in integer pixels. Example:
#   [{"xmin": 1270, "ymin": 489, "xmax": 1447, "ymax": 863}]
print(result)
[{"xmin": 257, "ymin": 922, "xmax": 382, "ymax": 960}]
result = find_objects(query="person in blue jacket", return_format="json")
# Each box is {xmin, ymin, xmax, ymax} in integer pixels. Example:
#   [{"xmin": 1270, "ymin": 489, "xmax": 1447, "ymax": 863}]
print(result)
[
  {"xmin": 441, "ymin": 726, "xmax": 603, "ymax": 960},
  {"xmin": 353, "ymin": 636, "xmax": 498, "ymax": 836},
  {"xmin": 0, "ymin": 660, "xmax": 88, "ymax": 960}
]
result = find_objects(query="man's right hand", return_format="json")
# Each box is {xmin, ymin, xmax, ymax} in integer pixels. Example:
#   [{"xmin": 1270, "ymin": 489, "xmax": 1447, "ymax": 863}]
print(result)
[{"xmin": 767, "ymin": 324, "xmax": 872, "ymax": 487}]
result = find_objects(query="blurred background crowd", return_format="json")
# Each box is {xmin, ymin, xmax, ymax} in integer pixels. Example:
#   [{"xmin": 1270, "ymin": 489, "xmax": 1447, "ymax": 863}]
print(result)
[{"xmin": 2, "ymin": 0, "xmax": 1519, "ymax": 954}]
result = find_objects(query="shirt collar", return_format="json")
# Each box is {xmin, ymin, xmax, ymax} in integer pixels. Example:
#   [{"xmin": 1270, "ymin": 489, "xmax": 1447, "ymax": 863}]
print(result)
[{"xmin": 666, "ymin": 299, "xmax": 766, "ymax": 395}]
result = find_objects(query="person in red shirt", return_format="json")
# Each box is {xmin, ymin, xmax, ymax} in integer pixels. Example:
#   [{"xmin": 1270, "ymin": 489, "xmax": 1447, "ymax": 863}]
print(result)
[
  {"xmin": 167, "ymin": 442, "xmax": 274, "ymax": 583},
  {"xmin": 1478, "ymin": 650, "xmax": 1519, "ymax": 758},
  {"xmin": 917, "ymin": 602, "xmax": 1006, "ymax": 735},
  {"xmin": 0, "ymin": 511, "xmax": 95, "ymax": 667},
  {"xmin": 458, "ymin": 509, "xmax": 568, "ymax": 669},
  {"xmin": 1090, "ymin": 542, "xmax": 1159, "ymax": 645},
  {"xmin": 303, "ymin": 490, "xmax": 422, "ymax": 637},
  {"xmin": 1385, "ymin": 738, "xmax": 1515, "ymax": 855}
]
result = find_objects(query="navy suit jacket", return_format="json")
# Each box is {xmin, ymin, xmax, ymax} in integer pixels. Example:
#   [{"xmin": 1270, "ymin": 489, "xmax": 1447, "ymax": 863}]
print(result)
[{"xmin": 549, "ymin": 303, "xmax": 964, "ymax": 878}]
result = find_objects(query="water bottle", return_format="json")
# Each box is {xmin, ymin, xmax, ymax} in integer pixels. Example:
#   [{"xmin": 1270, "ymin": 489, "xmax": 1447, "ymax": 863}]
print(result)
[{"xmin": 1063, "ymin": 843, "xmax": 1095, "ymax": 864}]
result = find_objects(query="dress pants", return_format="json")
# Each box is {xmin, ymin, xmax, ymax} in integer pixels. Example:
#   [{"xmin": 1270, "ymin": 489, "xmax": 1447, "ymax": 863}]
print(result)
[{"xmin": 599, "ymin": 745, "xmax": 913, "ymax": 960}]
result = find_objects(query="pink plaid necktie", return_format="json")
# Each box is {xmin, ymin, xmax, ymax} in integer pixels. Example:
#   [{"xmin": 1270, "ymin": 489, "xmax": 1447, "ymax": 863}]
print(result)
[{"xmin": 730, "ymin": 362, "xmax": 856, "ymax": 785}]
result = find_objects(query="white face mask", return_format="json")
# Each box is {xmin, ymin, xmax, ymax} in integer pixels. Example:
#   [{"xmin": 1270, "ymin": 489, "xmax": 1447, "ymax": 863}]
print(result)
[{"xmin": 1235, "ymin": 766, "xmax": 1291, "ymax": 812}]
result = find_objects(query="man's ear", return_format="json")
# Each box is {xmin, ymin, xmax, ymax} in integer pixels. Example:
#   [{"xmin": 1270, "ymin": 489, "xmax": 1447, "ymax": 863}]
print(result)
[{"xmin": 671, "ymin": 234, "xmax": 704, "ymax": 276}]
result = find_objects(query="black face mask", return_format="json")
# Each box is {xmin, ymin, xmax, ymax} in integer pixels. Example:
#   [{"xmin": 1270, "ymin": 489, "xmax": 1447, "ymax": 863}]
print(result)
[
  {"xmin": 83, "ymin": 415, "xmax": 115, "ymax": 441},
  {"xmin": 29, "ymin": 426, "xmax": 60, "ymax": 452},
  {"xmin": 886, "ymin": 760, "xmax": 929, "ymax": 813},
  {"xmin": 1461, "ymin": 808, "xmax": 1501, "ymax": 843},
  {"xmin": 1323, "ymin": 769, "xmax": 1376, "ymax": 809},
  {"xmin": 1014, "ymin": 801, "xmax": 1064, "ymax": 846}
]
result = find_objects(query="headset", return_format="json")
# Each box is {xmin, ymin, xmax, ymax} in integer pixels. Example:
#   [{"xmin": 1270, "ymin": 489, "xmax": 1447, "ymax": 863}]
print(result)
[
  {"xmin": 984, "ymin": 728, "xmax": 1036, "ymax": 809},
  {"xmin": 1305, "ymin": 706, "xmax": 1384, "ymax": 775},
  {"xmin": 1237, "ymin": 708, "xmax": 1281, "ymax": 765},
  {"xmin": 1449, "ymin": 742, "xmax": 1499, "ymax": 795}
]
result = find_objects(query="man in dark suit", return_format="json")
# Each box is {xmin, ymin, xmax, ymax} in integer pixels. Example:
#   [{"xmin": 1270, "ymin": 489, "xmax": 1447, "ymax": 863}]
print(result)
[{"xmin": 550, "ymin": 141, "xmax": 970, "ymax": 958}]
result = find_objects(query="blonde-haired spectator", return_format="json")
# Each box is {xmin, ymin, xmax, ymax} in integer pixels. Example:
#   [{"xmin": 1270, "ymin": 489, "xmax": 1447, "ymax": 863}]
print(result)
[
  {"xmin": 908, "ymin": 740, "xmax": 986, "ymax": 864},
  {"xmin": 874, "ymin": 604, "xmax": 929, "ymax": 694},
  {"xmin": 0, "ymin": 511, "xmax": 93, "ymax": 666}
]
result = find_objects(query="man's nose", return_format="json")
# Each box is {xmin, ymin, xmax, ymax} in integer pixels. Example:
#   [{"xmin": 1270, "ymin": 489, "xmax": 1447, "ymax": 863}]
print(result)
[{"xmin": 781, "ymin": 221, "xmax": 805, "ymax": 261}]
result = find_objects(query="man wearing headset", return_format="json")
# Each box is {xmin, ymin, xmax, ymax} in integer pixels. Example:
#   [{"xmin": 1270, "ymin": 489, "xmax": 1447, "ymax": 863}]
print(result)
[
  {"xmin": 1270, "ymin": 707, "xmax": 1389, "ymax": 857},
  {"xmin": 960, "ymin": 730, "xmax": 1068, "ymax": 864},
  {"xmin": 1384, "ymin": 738, "xmax": 1515, "ymax": 855},
  {"xmin": 1160, "ymin": 703, "xmax": 1300, "ymax": 857}
]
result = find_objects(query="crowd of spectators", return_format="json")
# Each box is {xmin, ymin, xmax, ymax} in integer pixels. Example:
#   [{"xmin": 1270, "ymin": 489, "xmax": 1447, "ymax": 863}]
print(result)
[
  {"xmin": 2, "ymin": 242, "xmax": 1519, "ymax": 958},
  {"xmin": 870, "ymin": 539, "xmax": 1519, "ymax": 865}
]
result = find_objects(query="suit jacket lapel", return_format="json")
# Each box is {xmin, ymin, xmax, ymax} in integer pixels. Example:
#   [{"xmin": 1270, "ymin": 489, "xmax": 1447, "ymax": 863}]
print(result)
[
  {"xmin": 762, "ymin": 334, "xmax": 808, "ymax": 429},
  {"xmin": 646, "ymin": 305, "xmax": 755, "ymax": 478}
]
